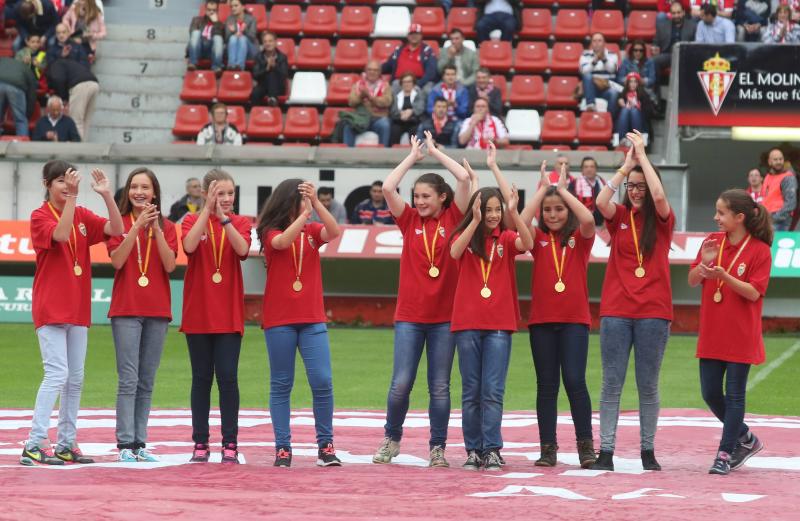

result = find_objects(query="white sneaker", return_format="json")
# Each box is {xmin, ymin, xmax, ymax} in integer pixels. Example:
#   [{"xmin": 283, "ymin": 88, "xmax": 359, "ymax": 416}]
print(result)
[{"xmin": 372, "ymin": 437, "xmax": 400, "ymax": 464}]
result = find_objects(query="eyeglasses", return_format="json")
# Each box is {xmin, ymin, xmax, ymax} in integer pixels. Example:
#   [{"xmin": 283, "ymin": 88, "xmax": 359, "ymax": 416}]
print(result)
[
  {"xmin": 624, "ymin": 182, "xmax": 648, "ymax": 192},
  {"xmin": 632, "ymin": 48, "xmax": 645, "ymax": 53}
]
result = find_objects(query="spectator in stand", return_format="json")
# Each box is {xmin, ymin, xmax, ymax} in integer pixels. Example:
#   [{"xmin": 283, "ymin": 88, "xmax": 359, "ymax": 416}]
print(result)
[
  {"xmin": 690, "ymin": 0, "xmax": 734, "ymax": 18},
  {"xmin": 46, "ymin": 58, "xmax": 99, "ymax": 141},
  {"xmin": 763, "ymin": 147, "xmax": 797, "ymax": 231},
  {"xmin": 695, "ymin": 4, "xmax": 736, "ymax": 42},
  {"xmin": 0, "ymin": 57, "xmax": 37, "ymax": 138},
  {"xmin": 735, "ymin": 0, "xmax": 770, "ymax": 41},
  {"xmin": 592, "ymin": 0, "xmax": 626, "ymax": 9},
  {"xmin": 475, "ymin": 0, "xmax": 520, "ymax": 43},
  {"xmin": 780, "ymin": 0, "xmax": 800, "ymax": 23},
  {"xmin": 224, "ymin": 0, "xmax": 258, "ymax": 71},
  {"xmin": 250, "ymin": 31, "xmax": 288, "ymax": 106},
  {"xmin": 15, "ymin": 33, "xmax": 46, "ymax": 80},
  {"xmin": 168, "ymin": 177, "xmax": 203, "ymax": 223},
  {"xmin": 438, "ymin": 29, "xmax": 478, "ymax": 87},
  {"xmin": 9, "ymin": 0, "xmax": 59, "ymax": 52},
  {"xmin": 62, "ymin": 0, "xmax": 106, "ymax": 58},
  {"xmin": 196, "ymin": 102, "xmax": 243, "ymax": 145},
  {"xmin": 616, "ymin": 72, "xmax": 655, "ymax": 139},
  {"xmin": 653, "ymin": 2, "xmax": 697, "ymax": 82},
  {"xmin": 745, "ymin": 167, "xmax": 765, "ymax": 204},
  {"xmin": 427, "ymin": 65, "xmax": 468, "ymax": 124},
  {"xmin": 31, "ymin": 95, "xmax": 81, "ymax": 142},
  {"xmin": 390, "ymin": 72, "xmax": 425, "ymax": 146},
  {"xmin": 656, "ymin": 0, "xmax": 690, "ymax": 21},
  {"xmin": 311, "ymin": 187, "xmax": 347, "ymax": 224},
  {"xmin": 343, "ymin": 61, "xmax": 393, "ymax": 148},
  {"xmin": 617, "ymin": 40, "xmax": 656, "ymax": 91},
  {"xmin": 351, "ymin": 181, "xmax": 394, "ymax": 225},
  {"xmin": 569, "ymin": 157, "xmax": 607, "ymax": 227},
  {"xmin": 762, "ymin": 5, "xmax": 800, "ymax": 42},
  {"xmin": 457, "ymin": 97, "xmax": 509, "ymax": 149},
  {"xmin": 187, "ymin": 0, "xmax": 224, "ymax": 75},
  {"xmin": 467, "ymin": 67, "xmax": 502, "ymax": 117},
  {"xmin": 47, "ymin": 23, "xmax": 91, "ymax": 69},
  {"xmin": 579, "ymin": 33, "xmax": 619, "ymax": 116},
  {"xmin": 548, "ymin": 155, "xmax": 576, "ymax": 185},
  {"xmin": 381, "ymin": 24, "xmax": 438, "ymax": 91},
  {"xmin": 417, "ymin": 96, "xmax": 459, "ymax": 148}
]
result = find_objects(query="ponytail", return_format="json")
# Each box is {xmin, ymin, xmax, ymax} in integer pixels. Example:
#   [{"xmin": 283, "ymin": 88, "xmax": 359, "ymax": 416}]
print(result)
[
  {"xmin": 414, "ymin": 173, "xmax": 454, "ymax": 209},
  {"xmin": 719, "ymin": 189, "xmax": 773, "ymax": 246}
]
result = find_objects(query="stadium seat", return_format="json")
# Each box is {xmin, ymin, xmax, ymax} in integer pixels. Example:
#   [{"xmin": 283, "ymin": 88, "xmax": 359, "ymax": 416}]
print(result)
[
  {"xmin": 326, "ymin": 73, "xmax": 359, "ymax": 105},
  {"xmin": 246, "ymin": 106, "xmax": 283, "ymax": 139},
  {"xmin": 540, "ymin": 144, "xmax": 573, "ymax": 151},
  {"xmin": 446, "ymin": 7, "xmax": 477, "ymax": 39},
  {"xmin": 0, "ymin": 38, "xmax": 13, "ymax": 58},
  {"xmin": 179, "ymin": 71, "xmax": 217, "ymax": 103},
  {"xmin": 519, "ymin": 9, "xmax": 552, "ymax": 40},
  {"xmin": 288, "ymin": 72, "xmax": 327, "ymax": 104},
  {"xmin": 303, "ymin": 5, "xmax": 338, "ymax": 37},
  {"xmin": 373, "ymin": 7, "xmax": 411, "ymax": 38},
  {"xmin": 226, "ymin": 105, "xmax": 246, "ymax": 131},
  {"xmin": 172, "ymin": 105, "xmax": 209, "ymax": 138},
  {"xmin": 443, "ymin": 39, "xmax": 477, "ymax": 52},
  {"xmin": 371, "ymin": 39, "xmax": 402, "ymax": 63},
  {"xmin": 276, "ymin": 38, "xmax": 297, "ymax": 68},
  {"xmin": 628, "ymin": 0, "xmax": 658, "ymax": 8},
  {"xmin": 550, "ymin": 42, "xmax": 584, "ymax": 74},
  {"xmin": 479, "ymin": 41, "xmax": 512, "ymax": 72},
  {"xmin": 284, "ymin": 107, "xmax": 320, "ymax": 140},
  {"xmin": 321, "ymin": 107, "xmax": 351, "ymax": 139},
  {"xmin": 554, "ymin": 10, "xmax": 589, "ymax": 41},
  {"xmin": 577, "ymin": 145, "xmax": 609, "ymax": 151},
  {"xmin": 590, "ymin": 10, "xmax": 625, "ymax": 41},
  {"xmin": 425, "ymin": 40, "xmax": 441, "ymax": 56},
  {"xmin": 509, "ymin": 75, "xmax": 545, "ymax": 107},
  {"xmin": 577, "ymin": 111, "xmax": 613, "ymax": 144},
  {"xmin": 268, "ymin": 4, "xmax": 303, "ymax": 35},
  {"xmin": 491, "ymin": 75, "xmax": 508, "ymax": 103},
  {"xmin": 540, "ymin": 110, "xmax": 577, "ymax": 144},
  {"xmin": 244, "ymin": 4, "xmax": 268, "ymax": 33},
  {"xmin": 334, "ymin": 39, "xmax": 369, "ymax": 71},
  {"xmin": 296, "ymin": 39, "xmax": 332, "ymax": 70},
  {"xmin": 339, "ymin": 6, "xmax": 374, "ymax": 38},
  {"xmin": 412, "ymin": 7, "xmax": 446, "ymax": 38},
  {"xmin": 627, "ymin": 10, "xmax": 657, "ymax": 40},
  {"xmin": 217, "ymin": 71, "xmax": 253, "ymax": 104},
  {"xmin": 557, "ymin": 0, "xmax": 590, "ymax": 5},
  {"xmin": 505, "ymin": 109, "xmax": 541, "ymax": 141},
  {"xmin": 513, "ymin": 41, "xmax": 548, "ymax": 73},
  {"xmin": 545, "ymin": 76, "xmax": 579, "ymax": 108}
]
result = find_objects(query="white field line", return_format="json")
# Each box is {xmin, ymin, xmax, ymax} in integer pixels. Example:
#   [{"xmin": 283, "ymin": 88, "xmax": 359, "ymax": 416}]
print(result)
[{"xmin": 747, "ymin": 340, "xmax": 800, "ymax": 392}]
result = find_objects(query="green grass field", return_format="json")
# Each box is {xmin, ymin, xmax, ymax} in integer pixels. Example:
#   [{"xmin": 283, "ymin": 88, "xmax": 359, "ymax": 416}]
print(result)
[{"xmin": 1, "ymin": 325, "xmax": 798, "ymax": 415}]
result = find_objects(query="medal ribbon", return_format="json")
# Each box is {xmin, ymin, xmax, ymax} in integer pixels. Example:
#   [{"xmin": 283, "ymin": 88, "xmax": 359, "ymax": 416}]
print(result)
[
  {"xmin": 47, "ymin": 202, "xmax": 78, "ymax": 270},
  {"xmin": 549, "ymin": 232, "xmax": 567, "ymax": 285},
  {"xmin": 422, "ymin": 219, "xmax": 440, "ymax": 270},
  {"xmin": 131, "ymin": 214, "xmax": 152, "ymax": 279},
  {"xmin": 715, "ymin": 234, "xmax": 751, "ymax": 295},
  {"xmin": 479, "ymin": 239, "xmax": 497, "ymax": 290},
  {"xmin": 629, "ymin": 209, "xmax": 644, "ymax": 272},
  {"xmin": 208, "ymin": 218, "xmax": 226, "ymax": 276},
  {"xmin": 291, "ymin": 231, "xmax": 305, "ymax": 283}
]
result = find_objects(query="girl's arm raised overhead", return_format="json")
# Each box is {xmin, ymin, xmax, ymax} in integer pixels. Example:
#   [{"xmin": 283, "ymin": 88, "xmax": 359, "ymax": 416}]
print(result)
[
  {"xmin": 52, "ymin": 168, "xmax": 79, "ymax": 243},
  {"xmin": 451, "ymin": 193, "xmax": 481, "ymax": 260},
  {"xmin": 424, "ymin": 130, "xmax": 471, "ymax": 214},
  {"xmin": 383, "ymin": 134, "xmax": 425, "ymax": 218},
  {"xmin": 508, "ymin": 185, "xmax": 534, "ymax": 252},
  {"xmin": 486, "ymin": 143, "xmax": 517, "ymax": 230},
  {"xmin": 182, "ymin": 180, "xmax": 216, "ymax": 254},
  {"xmin": 463, "ymin": 159, "xmax": 480, "ymax": 195},
  {"xmin": 596, "ymin": 147, "xmax": 636, "ymax": 221},
  {"xmin": 556, "ymin": 165, "xmax": 596, "ymax": 239},
  {"xmin": 629, "ymin": 130, "xmax": 671, "ymax": 220},
  {"xmin": 520, "ymin": 160, "xmax": 548, "ymax": 227}
]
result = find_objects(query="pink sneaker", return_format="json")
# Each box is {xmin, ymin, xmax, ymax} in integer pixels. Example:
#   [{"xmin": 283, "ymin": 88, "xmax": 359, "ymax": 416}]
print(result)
[
  {"xmin": 190, "ymin": 443, "xmax": 210, "ymax": 462},
  {"xmin": 221, "ymin": 443, "xmax": 239, "ymax": 464}
]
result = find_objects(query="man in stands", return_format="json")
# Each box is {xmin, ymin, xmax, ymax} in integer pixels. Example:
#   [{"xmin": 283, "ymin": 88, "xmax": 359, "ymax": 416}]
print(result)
[
  {"xmin": 196, "ymin": 102, "xmax": 243, "ymax": 145},
  {"xmin": 0, "ymin": 57, "xmax": 37, "ymax": 138},
  {"xmin": 695, "ymin": 4, "xmax": 735, "ymax": 43},
  {"xmin": 46, "ymin": 58, "xmax": 99, "ymax": 141},
  {"xmin": 763, "ymin": 148, "xmax": 797, "ymax": 231},
  {"xmin": 250, "ymin": 31, "xmax": 288, "ymax": 107},
  {"xmin": 437, "ymin": 29, "xmax": 478, "ymax": 87},
  {"xmin": 418, "ymin": 97, "xmax": 459, "ymax": 148},
  {"xmin": 47, "ymin": 23, "xmax": 91, "ymax": 69},
  {"xmin": 351, "ymin": 181, "xmax": 394, "ymax": 225},
  {"xmin": 187, "ymin": 0, "xmax": 224, "ymax": 75},
  {"xmin": 381, "ymin": 24, "xmax": 438, "ymax": 92},
  {"xmin": 311, "ymin": 187, "xmax": 347, "ymax": 224},
  {"xmin": 579, "ymin": 33, "xmax": 619, "ymax": 116},
  {"xmin": 168, "ymin": 177, "xmax": 203, "ymax": 223},
  {"xmin": 9, "ymin": 0, "xmax": 58, "ymax": 52},
  {"xmin": 548, "ymin": 154, "xmax": 577, "ymax": 185},
  {"xmin": 734, "ymin": 0, "xmax": 770, "ymax": 42},
  {"xmin": 427, "ymin": 65, "xmax": 468, "ymax": 125},
  {"xmin": 475, "ymin": 0, "xmax": 520, "ymax": 43},
  {"xmin": 653, "ymin": 1, "xmax": 697, "ymax": 81},
  {"xmin": 343, "ymin": 61, "xmax": 392, "ymax": 147},
  {"xmin": 690, "ymin": 0, "xmax": 734, "ymax": 19},
  {"xmin": 467, "ymin": 67, "xmax": 502, "ymax": 117},
  {"xmin": 457, "ymin": 97, "xmax": 509, "ymax": 149},
  {"xmin": 31, "ymin": 95, "xmax": 81, "ymax": 142},
  {"xmin": 569, "ymin": 157, "xmax": 606, "ymax": 227}
]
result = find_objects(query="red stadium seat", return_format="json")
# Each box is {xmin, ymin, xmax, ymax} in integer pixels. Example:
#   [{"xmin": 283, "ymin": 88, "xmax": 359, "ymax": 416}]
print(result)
[
  {"xmin": 590, "ymin": 10, "xmax": 625, "ymax": 41},
  {"xmin": 276, "ymin": 38, "xmax": 296, "ymax": 68},
  {"xmin": 303, "ymin": 5, "xmax": 338, "ymax": 37},
  {"xmin": 491, "ymin": 75, "xmax": 508, "ymax": 103},
  {"xmin": 321, "ymin": 107, "xmax": 352, "ymax": 138},
  {"xmin": 425, "ymin": 40, "xmax": 440, "ymax": 56},
  {"xmin": 334, "ymin": 39, "xmax": 369, "ymax": 71},
  {"xmin": 268, "ymin": 4, "xmax": 302, "ymax": 35},
  {"xmin": 577, "ymin": 111, "xmax": 613, "ymax": 144},
  {"xmin": 339, "ymin": 6, "xmax": 374, "ymax": 38},
  {"xmin": 627, "ymin": 10, "xmax": 657, "ymax": 40},
  {"xmin": 446, "ymin": 8, "xmax": 477, "ymax": 39},
  {"xmin": 513, "ymin": 41, "xmax": 548, "ymax": 73},
  {"xmin": 244, "ymin": 4, "xmax": 268, "ymax": 33},
  {"xmin": 371, "ymin": 40, "xmax": 401, "ymax": 63},
  {"xmin": 628, "ymin": 0, "xmax": 658, "ymax": 8},
  {"xmin": 327, "ymin": 73, "xmax": 359, "ymax": 105},
  {"xmin": 540, "ymin": 110, "xmax": 577, "ymax": 144},
  {"xmin": 412, "ymin": 7, "xmax": 446, "ymax": 38},
  {"xmin": 246, "ymin": 106, "xmax": 283, "ymax": 139},
  {"xmin": 577, "ymin": 145, "xmax": 609, "ymax": 151},
  {"xmin": 284, "ymin": 107, "xmax": 320, "ymax": 140},
  {"xmin": 172, "ymin": 105, "xmax": 209, "ymax": 138},
  {"xmin": 557, "ymin": 0, "xmax": 590, "ymax": 5},
  {"xmin": 519, "ymin": 9, "xmax": 552, "ymax": 40},
  {"xmin": 550, "ymin": 42, "xmax": 584, "ymax": 74},
  {"xmin": 479, "ymin": 41, "xmax": 512, "ymax": 72},
  {"xmin": 545, "ymin": 76, "xmax": 579, "ymax": 108},
  {"xmin": 509, "ymin": 75, "xmax": 545, "ymax": 107},
  {"xmin": 296, "ymin": 39, "xmax": 332, "ymax": 70},
  {"xmin": 179, "ymin": 70, "xmax": 217, "ymax": 103},
  {"xmin": 554, "ymin": 10, "xmax": 589, "ymax": 41},
  {"xmin": 226, "ymin": 105, "xmax": 246, "ymax": 131},
  {"xmin": 217, "ymin": 71, "xmax": 253, "ymax": 104}
]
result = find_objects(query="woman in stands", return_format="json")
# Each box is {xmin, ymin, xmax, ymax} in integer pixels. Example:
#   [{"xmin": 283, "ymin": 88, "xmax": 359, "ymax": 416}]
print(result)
[
  {"xmin": 62, "ymin": 0, "xmax": 107, "ymax": 57},
  {"xmin": 107, "ymin": 168, "xmax": 177, "ymax": 462},
  {"xmin": 22, "ymin": 160, "xmax": 123, "ymax": 466},
  {"xmin": 181, "ymin": 169, "xmax": 251, "ymax": 464},
  {"xmin": 224, "ymin": 0, "xmax": 258, "ymax": 70},
  {"xmin": 615, "ymin": 72, "xmax": 655, "ymax": 141},
  {"xmin": 592, "ymin": 129, "xmax": 674, "ymax": 472},
  {"xmin": 689, "ymin": 189, "xmax": 772, "ymax": 475},
  {"xmin": 745, "ymin": 168, "xmax": 765, "ymax": 203},
  {"xmin": 372, "ymin": 132, "xmax": 471, "ymax": 468},
  {"xmin": 256, "ymin": 178, "xmax": 342, "ymax": 468}
]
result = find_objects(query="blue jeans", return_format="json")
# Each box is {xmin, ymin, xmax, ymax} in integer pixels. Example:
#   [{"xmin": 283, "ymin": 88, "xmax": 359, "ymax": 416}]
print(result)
[
  {"xmin": 616, "ymin": 107, "xmax": 645, "ymax": 136},
  {"xmin": 598, "ymin": 317, "xmax": 670, "ymax": 452},
  {"xmin": 343, "ymin": 116, "xmax": 392, "ymax": 147},
  {"xmin": 188, "ymin": 30, "xmax": 224, "ymax": 70},
  {"xmin": 0, "ymin": 81, "xmax": 29, "ymax": 137},
  {"xmin": 529, "ymin": 324, "xmax": 592, "ymax": 444},
  {"xmin": 455, "ymin": 330, "xmax": 512, "ymax": 453},
  {"xmin": 772, "ymin": 217, "xmax": 791, "ymax": 231},
  {"xmin": 384, "ymin": 321, "xmax": 455, "ymax": 448},
  {"xmin": 581, "ymin": 73, "xmax": 619, "ymax": 117},
  {"xmin": 226, "ymin": 35, "xmax": 256, "ymax": 69},
  {"xmin": 699, "ymin": 358, "xmax": 751, "ymax": 454},
  {"xmin": 476, "ymin": 12, "xmax": 517, "ymax": 42},
  {"xmin": 265, "ymin": 323, "xmax": 334, "ymax": 449}
]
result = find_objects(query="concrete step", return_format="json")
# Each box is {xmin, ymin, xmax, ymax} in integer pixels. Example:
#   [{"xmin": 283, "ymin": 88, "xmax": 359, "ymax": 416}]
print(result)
[
  {"xmin": 94, "ymin": 92, "xmax": 183, "ymax": 112},
  {"xmin": 95, "ymin": 73, "xmax": 184, "ymax": 94},
  {"xmin": 96, "ymin": 41, "xmax": 187, "ymax": 60},
  {"xmin": 89, "ymin": 126, "xmax": 178, "ymax": 145},
  {"xmin": 92, "ymin": 57, "xmax": 186, "ymax": 77},
  {"xmin": 104, "ymin": 0, "xmax": 201, "ymax": 26},
  {"xmin": 104, "ymin": 25, "xmax": 188, "ymax": 44},
  {"xmin": 91, "ymin": 109, "xmax": 176, "ymax": 129}
]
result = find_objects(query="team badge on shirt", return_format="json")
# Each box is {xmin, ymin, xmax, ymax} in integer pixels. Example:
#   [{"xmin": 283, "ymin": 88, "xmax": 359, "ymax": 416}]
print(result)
[
  {"xmin": 620, "ymin": 223, "xmax": 629, "ymax": 230},
  {"xmin": 200, "ymin": 234, "xmax": 207, "ymax": 241},
  {"xmin": 539, "ymin": 240, "xmax": 548, "ymax": 247},
  {"xmin": 308, "ymin": 235, "xmax": 316, "ymax": 250},
  {"xmin": 78, "ymin": 223, "xmax": 87, "ymax": 236},
  {"xmin": 568, "ymin": 236, "xmax": 576, "ymax": 249},
  {"xmin": 439, "ymin": 227, "xmax": 445, "ymax": 238},
  {"xmin": 737, "ymin": 262, "xmax": 746, "ymax": 277},
  {"xmin": 415, "ymin": 228, "xmax": 423, "ymax": 235},
  {"xmin": 497, "ymin": 245, "xmax": 504, "ymax": 258}
]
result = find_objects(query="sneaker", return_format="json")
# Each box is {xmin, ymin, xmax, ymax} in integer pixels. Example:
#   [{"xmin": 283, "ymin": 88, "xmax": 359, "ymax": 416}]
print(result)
[
  {"xmin": 221, "ymin": 443, "xmax": 239, "ymax": 464},
  {"xmin": 135, "ymin": 448, "xmax": 159, "ymax": 462},
  {"xmin": 55, "ymin": 445, "xmax": 95, "ymax": 464},
  {"xmin": 577, "ymin": 439, "xmax": 596, "ymax": 469},
  {"xmin": 274, "ymin": 447, "xmax": 292, "ymax": 468},
  {"xmin": 498, "ymin": 451, "xmax": 506, "ymax": 466},
  {"xmin": 585, "ymin": 103, "xmax": 596, "ymax": 112},
  {"xmin": 591, "ymin": 450, "xmax": 614, "ymax": 471},
  {"xmin": 317, "ymin": 443, "xmax": 342, "ymax": 467},
  {"xmin": 709, "ymin": 451, "xmax": 731, "ymax": 475},
  {"xmin": 535, "ymin": 443, "xmax": 558, "ymax": 467},
  {"xmin": 190, "ymin": 443, "xmax": 210, "ymax": 463},
  {"xmin": 462, "ymin": 450, "xmax": 482, "ymax": 471},
  {"xmin": 641, "ymin": 449, "xmax": 661, "ymax": 471},
  {"xmin": 429, "ymin": 445, "xmax": 449, "ymax": 468},
  {"xmin": 372, "ymin": 437, "xmax": 400, "ymax": 464},
  {"xmin": 118, "ymin": 448, "xmax": 137, "ymax": 462},
  {"xmin": 483, "ymin": 450, "xmax": 502, "ymax": 471},
  {"xmin": 20, "ymin": 442, "xmax": 64, "ymax": 466},
  {"xmin": 730, "ymin": 433, "xmax": 764, "ymax": 470},
  {"xmin": 187, "ymin": 63, "xmax": 197, "ymax": 71}
]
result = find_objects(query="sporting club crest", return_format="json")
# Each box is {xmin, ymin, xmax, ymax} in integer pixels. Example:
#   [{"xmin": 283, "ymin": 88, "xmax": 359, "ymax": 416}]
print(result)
[{"xmin": 697, "ymin": 53, "xmax": 736, "ymax": 116}]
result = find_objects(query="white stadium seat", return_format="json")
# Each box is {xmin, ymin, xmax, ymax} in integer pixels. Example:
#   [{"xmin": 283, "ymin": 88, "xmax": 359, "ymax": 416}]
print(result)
[{"xmin": 505, "ymin": 109, "xmax": 541, "ymax": 142}]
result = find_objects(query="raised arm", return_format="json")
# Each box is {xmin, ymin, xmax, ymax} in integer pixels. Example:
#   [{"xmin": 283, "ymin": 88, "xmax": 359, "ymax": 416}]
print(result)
[
  {"xmin": 301, "ymin": 181, "xmax": 341, "ymax": 242},
  {"xmin": 424, "ymin": 130, "xmax": 471, "ymax": 214},
  {"xmin": 556, "ymin": 164, "xmax": 596, "ymax": 239},
  {"xmin": 596, "ymin": 147, "xmax": 636, "ymax": 221},
  {"xmin": 52, "ymin": 168, "xmax": 79, "ymax": 243},
  {"xmin": 271, "ymin": 197, "xmax": 312, "ymax": 251},
  {"xmin": 688, "ymin": 238, "xmax": 719, "ymax": 287},
  {"xmin": 485, "ymin": 143, "xmax": 515, "ymax": 230},
  {"xmin": 508, "ymin": 185, "xmax": 534, "ymax": 252},
  {"xmin": 463, "ymin": 159, "xmax": 480, "ymax": 195},
  {"xmin": 182, "ymin": 181, "xmax": 216, "ymax": 253},
  {"xmin": 91, "ymin": 169, "xmax": 124, "ymax": 236},
  {"xmin": 383, "ymin": 134, "xmax": 425, "ymax": 218},
  {"xmin": 450, "ymin": 194, "xmax": 480, "ymax": 260},
  {"xmin": 629, "ymin": 130, "xmax": 670, "ymax": 220},
  {"xmin": 520, "ymin": 160, "xmax": 548, "ymax": 226}
]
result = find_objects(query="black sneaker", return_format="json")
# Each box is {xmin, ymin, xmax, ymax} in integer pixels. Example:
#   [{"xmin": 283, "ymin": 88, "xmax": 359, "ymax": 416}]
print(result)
[
  {"xmin": 535, "ymin": 443, "xmax": 558, "ymax": 467},
  {"xmin": 190, "ymin": 443, "xmax": 210, "ymax": 463},
  {"xmin": 274, "ymin": 447, "xmax": 292, "ymax": 468},
  {"xmin": 641, "ymin": 449, "xmax": 661, "ymax": 471},
  {"xmin": 462, "ymin": 450, "xmax": 482, "ymax": 471},
  {"xmin": 730, "ymin": 433, "xmax": 764, "ymax": 470},
  {"xmin": 498, "ymin": 451, "xmax": 506, "ymax": 466},
  {"xmin": 316, "ymin": 442, "xmax": 342, "ymax": 467},
  {"xmin": 709, "ymin": 451, "xmax": 731, "ymax": 475},
  {"xmin": 221, "ymin": 443, "xmax": 239, "ymax": 464},
  {"xmin": 591, "ymin": 450, "xmax": 614, "ymax": 471},
  {"xmin": 20, "ymin": 442, "xmax": 64, "ymax": 466},
  {"xmin": 483, "ymin": 450, "xmax": 502, "ymax": 471}
]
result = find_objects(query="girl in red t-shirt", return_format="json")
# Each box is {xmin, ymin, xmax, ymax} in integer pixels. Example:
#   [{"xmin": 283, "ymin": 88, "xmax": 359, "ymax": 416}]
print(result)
[
  {"xmin": 107, "ymin": 168, "xmax": 178, "ymax": 463},
  {"xmin": 689, "ymin": 189, "xmax": 773, "ymax": 475},
  {"xmin": 181, "ymin": 169, "xmax": 252, "ymax": 464},
  {"xmin": 255, "ymin": 179, "xmax": 342, "ymax": 468},
  {"xmin": 22, "ymin": 160, "xmax": 123, "ymax": 466}
]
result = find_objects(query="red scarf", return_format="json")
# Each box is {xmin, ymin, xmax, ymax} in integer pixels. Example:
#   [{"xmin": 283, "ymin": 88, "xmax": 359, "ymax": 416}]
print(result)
[
  {"xmin": 746, "ymin": 185, "xmax": 765, "ymax": 204},
  {"xmin": 359, "ymin": 77, "xmax": 385, "ymax": 98},
  {"xmin": 433, "ymin": 114, "xmax": 448, "ymax": 135},
  {"xmin": 476, "ymin": 116, "xmax": 497, "ymax": 149},
  {"xmin": 441, "ymin": 83, "xmax": 457, "ymax": 118}
]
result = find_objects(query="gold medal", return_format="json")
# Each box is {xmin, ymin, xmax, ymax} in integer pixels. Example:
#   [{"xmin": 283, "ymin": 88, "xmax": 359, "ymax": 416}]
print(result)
[
  {"xmin": 293, "ymin": 279, "xmax": 303, "ymax": 292},
  {"xmin": 212, "ymin": 271, "xmax": 222, "ymax": 284},
  {"xmin": 422, "ymin": 219, "xmax": 442, "ymax": 279},
  {"xmin": 479, "ymin": 240, "xmax": 497, "ymax": 301},
  {"xmin": 480, "ymin": 286, "xmax": 492, "ymax": 299},
  {"xmin": 630, "ymin": 210, "xmax": 646, "ymax": 280},
  {"xmin": 291, "ymin": 232, "xmax": 306, "ymax": 293},
  {"xmin": 713, "ymin": 289, "xmax": 722, "ymax": 303},
  {"xmin": 554, "ymin": 280, "xmax": 566, "ymax": 293},
  {"xmin": 73, "ymin": 264, "xmax": 82, "ymax": 276},
  {"xmin": 428, "ymin": 266, "xmax": 440, "ymax": 278},
  {"xmin": 634, "ymin": 266, "xmax": 645, "ymax": 278},
  {"xmin": 208, "ymin": 219, "xmax": 226, "ymax": 287},
  {"xmin": 138, "ymin": 275, "xmax": 149, "ymax": 287},
  {"xmin": 131, "ymin": 214, "xmax": 153, "ymax": 290},
  {"xmin": 712, "ymin": 234, "xmax": 751, "ymax": 307},
  {"xmin": 550, "ymin": 232, "xmax": 568, "ymax": 295}
]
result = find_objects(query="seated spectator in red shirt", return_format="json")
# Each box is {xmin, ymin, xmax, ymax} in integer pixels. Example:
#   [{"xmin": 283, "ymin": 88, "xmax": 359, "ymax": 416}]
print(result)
[
  {"xmin": 457, "ymin": 97, "xmax": 509, "ymax": 149},
  {"xmin": 569, "ymin": 156, "xmax": 606, "ymax": 226},
  {"xmin": 187, "ymin": 0, "xmax": 224, "ymax": 74},
  {"xmin": 351, "ymin": 181, "xmax": 394, "ymax": 225},
  {"xmin": 381, "ymin": 24, "xmax": 439, "ymax": 91},
  {"xmin": 467, "ymin": 67, "xmax": 502, "ymax": 117},
  {"xmin": 745, "ymin": 167, "xmax": 765, "ymax": 204},
  {"xmin": 250, "ymin": 31, "xmax": 288, "ymax": 106},
  {"xmin": 417, "ymin": 96, "xmax": 459, "ymax": 148},
  {"xmin": 32, "ymin": 95, "xmax": 81, "ymax": 142},
  {"xmin": 47, "ymin": 23, "xmax": 91, "ymax": 69},
  {"xmin": 62, "ymin": 0, "xmax": 106, "ymax": 57}
]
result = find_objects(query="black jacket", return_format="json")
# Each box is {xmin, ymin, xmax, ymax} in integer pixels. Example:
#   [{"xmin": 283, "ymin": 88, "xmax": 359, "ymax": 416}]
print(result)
[
  {"xmin": 32, "ymin": 115, "xmax": 82, "ymax": 142},
  {"xmin": 654, "ymin": 17, "xmax": 698, "ymax": 54},
  {"xmin": 467, "ymin": 85, "xmax": 503, "ymax": 117},
  {"xmin": 46, "ymin": 59, "xmax": 98, "ymax": 101},
  {"xmin": 252, "ymin": 50, "xmax": 289, "ymax": 96}
]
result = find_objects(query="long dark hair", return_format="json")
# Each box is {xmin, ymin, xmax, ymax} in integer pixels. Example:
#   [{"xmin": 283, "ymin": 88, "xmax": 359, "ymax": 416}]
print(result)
[
  {"xmin": 449, "ymin": 187, "xmax": 504, "ymax": 262},
  {"xmin": 42, "ymin": 159, "xmax": 77, "ymax": 200},
  {"xmin": 538, "ymin": 186, "xmax": 578, "ymax": 246},
  {"xmin": 719, "ymin": 189, "xmax": 773, "ymax": 246},
  {"xmin": 622, "ymin": 165, "xmax": 667, "ymax": 257},
  {"xmin": 255, "ymin": 178, "xmax": 304, "ymax": 252},
  {"xmin": 118, "ymin": 167, "xmax": 164, "ymax": 226},
  {"xmin": 414, "ymin": 173, "xmax": 454, "ymax": 209}
]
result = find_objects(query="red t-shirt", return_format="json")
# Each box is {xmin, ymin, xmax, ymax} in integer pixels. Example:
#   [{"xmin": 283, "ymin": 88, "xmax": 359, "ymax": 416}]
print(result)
[
  {"xmin": 395, "ymin": 45, "xmax": 424, "ymax": 79},
  {"xmin": 262, "ymin": 222, "xmax": 328, "ymax": 329},
  {"xmin": 692, "ymin": 232, "xmax": 771, "ymax": 365},
  {"xmin": 30, "ymin": 202, "xmax": 108, "ymax": 328},
  {"xmin": 451, "ymin": 228, "xmax": 522, "ymax": 332},
  {"xmin": 600, "ymin": 203, "xmax": 675, "ymax": 320},
  {"xmin": 106, "ymin": 217, "xmax": 178, "ymax": 320},
  {"xmin": 394, "ymin": 203, "xmax": 464, "ymax": 323},
  {"xmin": 180, "ymin": 213, "xmax": 252, "ymax": 335},
  {"xmin": 528, "ymin": 228, "xmax": 594, "ymax": 326}
]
